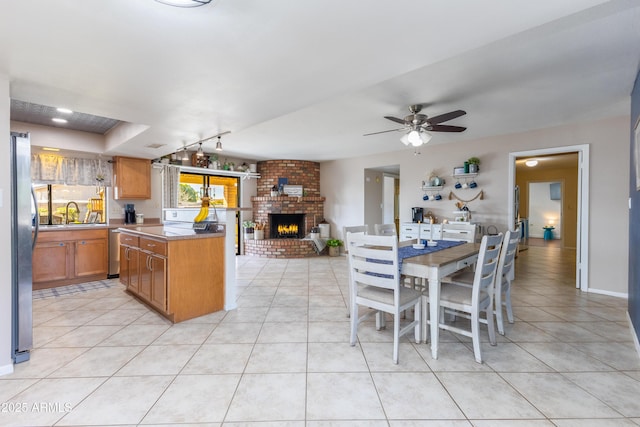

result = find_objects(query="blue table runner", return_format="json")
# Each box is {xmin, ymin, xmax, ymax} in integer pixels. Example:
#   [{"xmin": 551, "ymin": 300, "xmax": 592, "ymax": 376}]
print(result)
[
  {"xmin": 364, "ymin": 240, "xmax": 466, "ymax": 278},
  {"xmin": 398, "ymin": 240, "xmax": 465, "ymax": 272}
]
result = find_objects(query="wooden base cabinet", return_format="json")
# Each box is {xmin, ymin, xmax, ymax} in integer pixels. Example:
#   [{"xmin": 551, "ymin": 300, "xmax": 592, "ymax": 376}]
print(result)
[
  {"xmin": 120, "ymin": 241, "xmax": 140, "ymax": 294},
  {"xmin": 33, "ymin": 241, "xmax": 73, "ymax": 283},
  {"xmin": 119, "ymin": 230, "xmax": 223, "ymax": 322},
  {"xmin": 33, "ymin": 229, "xmax": 108, "ymax": 290}
]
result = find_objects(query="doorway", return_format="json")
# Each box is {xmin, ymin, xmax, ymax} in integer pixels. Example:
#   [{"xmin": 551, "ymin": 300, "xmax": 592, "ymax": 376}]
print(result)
[
  {"xmin": 364, "ymin": 165, "xmax": 400, "ymax": 233},
  {"xmin": 508, "ymin": 145, "xmax": 589, "ymax": 291}
]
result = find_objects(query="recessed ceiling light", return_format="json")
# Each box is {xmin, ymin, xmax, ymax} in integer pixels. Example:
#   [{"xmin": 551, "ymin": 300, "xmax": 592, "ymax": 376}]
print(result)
[
  {"xmin": 155, "ymin": 0, "xmax": 213, "ymax": 7},
  {"xmin": 42, "ymin": 147, "xmax": 60, "ymax": 151},
  {"xmin": 525, "ymin": 160, "xmax": 539, "ymax": 167},
  {"xmin": 56, "ymin": 107, "xmax": 73, "ymax": 114},
  {"xmin": 52, "ymin": 118, "xmax": 68, "ymax": 124}
]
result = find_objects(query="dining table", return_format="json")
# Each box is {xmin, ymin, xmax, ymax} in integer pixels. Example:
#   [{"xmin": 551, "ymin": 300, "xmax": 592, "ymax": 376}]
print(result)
[{"xmin": 399, "ymin": 241, "xmax": 481, "ymax": 359}]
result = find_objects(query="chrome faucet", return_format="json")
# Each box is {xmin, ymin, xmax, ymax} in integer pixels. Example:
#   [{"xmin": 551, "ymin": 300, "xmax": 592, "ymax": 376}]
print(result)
[{"xmin": 65, "ymin": 201, "xmax": 79, "ymax": 224}]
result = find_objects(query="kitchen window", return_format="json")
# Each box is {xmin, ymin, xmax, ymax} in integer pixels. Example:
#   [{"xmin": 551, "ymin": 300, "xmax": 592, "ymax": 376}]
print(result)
[
  {"xmin": 178, "ymin": 173, "xmax": 239, "ymax": 209},
  {"xmin": 34, "ymin": 184, "xmax": 106, "ymax": 225}
]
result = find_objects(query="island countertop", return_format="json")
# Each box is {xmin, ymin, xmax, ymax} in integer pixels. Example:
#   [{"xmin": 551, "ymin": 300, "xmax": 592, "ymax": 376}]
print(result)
[{"xmin": 117, "ymin": 224, "xmax": 225, "ymax": 240}]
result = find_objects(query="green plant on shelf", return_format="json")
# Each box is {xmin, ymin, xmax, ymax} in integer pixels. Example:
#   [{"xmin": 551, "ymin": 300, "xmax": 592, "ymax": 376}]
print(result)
[{"xmin": 467, "ymin": 157, "xmax": 480, "ymax": 165}]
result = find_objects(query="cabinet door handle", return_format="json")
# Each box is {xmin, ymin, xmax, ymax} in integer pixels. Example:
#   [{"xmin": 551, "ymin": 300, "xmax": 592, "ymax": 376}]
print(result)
[
  {"xmin": 80, "ymin": 241, "xmax": 86, "ymax": 245},
  {"xmin": 58, "ymin": 243, "xmax": 64, "ymax": 246},
  {"xmin": 147, "ymin": 255, "xmax": 153, "ymax": 271},
  {"xmin": 124, "ymin": 247, "xmax": 129, "ymax": 260}
]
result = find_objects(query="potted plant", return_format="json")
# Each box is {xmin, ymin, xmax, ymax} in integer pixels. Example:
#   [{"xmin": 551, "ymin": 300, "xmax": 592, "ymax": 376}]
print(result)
[
  {"xmin": 326, "ymin": 238, "xmax": 343, "ymax": 257},
  {"xmin": 243, "ymin": 220, "xmax": 255, "ymax": 240},
  {"xmin": 467, "ymin": 157, "xmax": 480, "ymax": 173}
]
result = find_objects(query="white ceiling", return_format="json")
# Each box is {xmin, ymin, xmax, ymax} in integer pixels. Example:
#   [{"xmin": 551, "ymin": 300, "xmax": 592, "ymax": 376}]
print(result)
[{"xmin": 2, "ymin": 0, "xmax": 639, "ymax": 161}]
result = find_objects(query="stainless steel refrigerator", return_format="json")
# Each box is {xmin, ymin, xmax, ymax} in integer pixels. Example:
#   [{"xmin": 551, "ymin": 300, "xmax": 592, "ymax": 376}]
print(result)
[{"xmin": 10, "ymin": 132, "xmax": 35, "ymax": 363}]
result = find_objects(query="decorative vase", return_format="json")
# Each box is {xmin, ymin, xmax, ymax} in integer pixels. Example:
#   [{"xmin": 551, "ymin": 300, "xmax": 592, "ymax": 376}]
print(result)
[
  {"xmin": 328, "ymin": 246, "xmax": 340, "ymax": 257},
  {"xmin": 254, "ymin": 229, "xmax": 264, "ymax": 240},
  {"xmin": 469, "ymin": 164, "xmax": 478, "ymax": 173}
]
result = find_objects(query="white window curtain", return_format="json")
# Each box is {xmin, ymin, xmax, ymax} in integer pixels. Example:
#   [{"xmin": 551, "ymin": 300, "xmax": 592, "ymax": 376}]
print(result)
[
  {"xmin": 162, "ymin": 165, "xmax": 180, "ymax": 208},
  {"xmin": 31, "ymin": 154, "xmax": 113, "ymax": 186}
]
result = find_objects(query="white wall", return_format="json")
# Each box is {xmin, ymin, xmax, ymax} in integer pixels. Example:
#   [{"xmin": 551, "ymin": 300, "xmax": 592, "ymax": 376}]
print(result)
[
  {"xmin": 321, "ymin": 116, "xmax": 630, "ymax": 295},
  {"xmin": 0, "ymin": 75, "xmax": 13, "ymax": 375}
]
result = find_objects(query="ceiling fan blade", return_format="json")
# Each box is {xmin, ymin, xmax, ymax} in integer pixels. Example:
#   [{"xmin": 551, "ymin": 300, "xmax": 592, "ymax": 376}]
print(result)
[
  {"xmin": 428, "ymin": 124, "xmax": 467, "ymax": 132},
  {"xmin": 384, "ymin": 116, "xmax": 408, "ymax": 125},
  {"xmin": 363, "ymin": 127, "xmax": 406, "ymax": 136},
  {"xmin": 426, "ymin": 110, "xmax": 466, "ymax": 125}
]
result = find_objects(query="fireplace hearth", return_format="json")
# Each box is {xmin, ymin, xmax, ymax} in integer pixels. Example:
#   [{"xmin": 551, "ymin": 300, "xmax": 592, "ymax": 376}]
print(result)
[{"xmin": 269, "ymin": 213, "xmax": 305, "ymax": 239}]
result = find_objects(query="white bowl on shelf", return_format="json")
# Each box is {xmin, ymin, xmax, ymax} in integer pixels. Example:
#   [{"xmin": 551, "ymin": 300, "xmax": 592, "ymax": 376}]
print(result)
[
  {"xmin": 412, "ymin": 243, "xmax": 425, "ymax": 250},
  {"xmin": 427, "ymin": 240, "xmax": 438, "ymax": 247}
]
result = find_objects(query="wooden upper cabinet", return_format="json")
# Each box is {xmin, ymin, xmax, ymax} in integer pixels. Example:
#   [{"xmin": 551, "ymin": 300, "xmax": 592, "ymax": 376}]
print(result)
[{"xmin": 113, "ymin": 156, "xmax": 151, "ymax": 200}]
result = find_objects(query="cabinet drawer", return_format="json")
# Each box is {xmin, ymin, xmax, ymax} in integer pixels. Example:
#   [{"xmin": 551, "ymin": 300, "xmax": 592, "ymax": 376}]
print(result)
[
  {"xmin": 140, "ymin": 237, "xmax": 167, "ymax": 256},
  {"xmin": 401, "ymin": 224, "xmax": 419, "ymax": 233},
  {"xmin": 120, "ymin": 234, "xmax": 139, "ymax": 247},
  {"xmin": 456, "ymin": 255, "xmax": 478, "ymax": 270}
]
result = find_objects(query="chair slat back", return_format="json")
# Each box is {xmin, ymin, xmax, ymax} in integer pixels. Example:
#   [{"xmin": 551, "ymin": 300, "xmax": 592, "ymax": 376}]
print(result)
[
  {"xmin": 497, "ymin": 229, "xmax": 519, "ymax": 286},
  {"xmin": 346, "ymin": 232, "xmax": 399, "ymax": 292},
  {"xmin": 472, "ymin": 233, "xmax": 504, "ymax": 304},
  {"xmin": 374, "ymin": 223, "xmax": 397, "ymax": 236},
  {"xmin": 343, "ymin": 225, "xmax": 369, "ymax": 253}
]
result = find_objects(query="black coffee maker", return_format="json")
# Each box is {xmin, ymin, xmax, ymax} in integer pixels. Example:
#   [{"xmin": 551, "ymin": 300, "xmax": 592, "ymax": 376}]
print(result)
[
  {"xmin": 412, "ymin": 207, "xmax": 424, "ymax": 223},
  {"xmin": 124, "ymin": 204, "xmax": 136, "ymax": 224}
]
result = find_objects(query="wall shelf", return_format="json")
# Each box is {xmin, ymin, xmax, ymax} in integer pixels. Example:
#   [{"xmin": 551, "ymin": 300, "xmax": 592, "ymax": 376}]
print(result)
[
  {"xmin": 421, "ymin": 185, "xmax": 444, "ymax": 191},
  {"xmin": 452, "ymin": 172, "xmax": 478, "ymax": 179}
]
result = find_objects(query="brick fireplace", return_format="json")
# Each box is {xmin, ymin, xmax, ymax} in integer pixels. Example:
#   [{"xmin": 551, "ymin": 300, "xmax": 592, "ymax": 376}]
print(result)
[{"xmin": 245, "ymin": 160, "xmax": 326, "ymax": 258}]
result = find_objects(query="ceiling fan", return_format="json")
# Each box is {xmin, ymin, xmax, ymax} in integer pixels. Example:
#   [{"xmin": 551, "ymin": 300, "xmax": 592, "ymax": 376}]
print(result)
[{"xmin": 364, "ymin": 104, "xmax": 467, "ymax": 146}]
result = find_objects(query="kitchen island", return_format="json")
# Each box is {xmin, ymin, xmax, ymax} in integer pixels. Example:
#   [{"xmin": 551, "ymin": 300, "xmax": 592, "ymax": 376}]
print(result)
[{"xmin": 118, "ymin": 224, "xmax": 226, "ymax": 323}]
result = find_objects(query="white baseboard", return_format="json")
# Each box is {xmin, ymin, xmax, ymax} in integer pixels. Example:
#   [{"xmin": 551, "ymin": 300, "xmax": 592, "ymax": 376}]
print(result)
[
  {"xmin": 0, "ymin": 363, "xmax": 14, "ymax": 377},
  {"xmin": 587, "ymin": 287, "xmax": 628, "ymax": 299},
  {"xmin": 627, "ymin": 312, "xmax": 640, "ymax": 359}
]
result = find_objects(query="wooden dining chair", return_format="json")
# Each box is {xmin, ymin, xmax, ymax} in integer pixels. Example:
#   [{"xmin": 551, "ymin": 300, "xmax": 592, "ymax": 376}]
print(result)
[
  {"xmin": 440, "ymin": 229, "xmax": 519, "ymax": 335},
  {"xmin": 493, "ymin": 229, "xmax": 519, "ymax": 334},
  {"xmin": 346, "ymin": 232, "xmax": 421, "ymax": 364},
  {"xmin": 374, "ymin": 223, "xmax": 397, "ymax": 237},
  {"xmin": 434, "ymin": 233, "xmax": 503, "ymax": 363},
  {"xmin": 342, "ymin": 225, "xmax": 370, "ymax": 317}
]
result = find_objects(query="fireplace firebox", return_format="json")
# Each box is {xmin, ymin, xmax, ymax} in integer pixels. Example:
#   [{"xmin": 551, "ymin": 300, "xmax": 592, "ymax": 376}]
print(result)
[{"xmin": 269, "ymin": 213, "xmax": 305, "ymax": 239}]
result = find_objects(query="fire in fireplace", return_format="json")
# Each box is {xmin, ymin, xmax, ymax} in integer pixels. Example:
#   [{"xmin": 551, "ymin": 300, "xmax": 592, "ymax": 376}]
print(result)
[{"xmin": 269, "ymin": 213, "xmax": 305, "ymax": 239}]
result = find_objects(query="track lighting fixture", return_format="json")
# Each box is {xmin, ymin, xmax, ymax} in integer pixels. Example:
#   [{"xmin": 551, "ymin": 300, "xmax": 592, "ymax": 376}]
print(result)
[
  {"xmin": 196, "ymin": 142, "xmax": 204, "ymax": 157},
  {"xmin": 215, "ymin": 135, "xmax": 223, "ymax": 151}
]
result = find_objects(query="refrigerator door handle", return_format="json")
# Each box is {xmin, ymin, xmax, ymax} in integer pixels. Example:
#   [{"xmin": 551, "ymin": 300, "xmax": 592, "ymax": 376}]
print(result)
[{"xmin": 31, "ymin": 186, "xmax": 39, "ymax": 252}]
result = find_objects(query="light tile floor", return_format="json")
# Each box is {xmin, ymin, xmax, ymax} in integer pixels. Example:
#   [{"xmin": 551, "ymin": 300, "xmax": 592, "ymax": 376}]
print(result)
[{"xmin": 2, "ymin": 245, "xmax": 640, "ymax": 426}]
